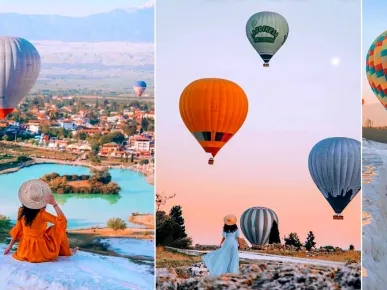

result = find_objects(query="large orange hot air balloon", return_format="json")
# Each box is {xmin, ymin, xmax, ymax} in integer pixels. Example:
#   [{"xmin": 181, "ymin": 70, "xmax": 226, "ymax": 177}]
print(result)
[{"xmin": 179, "ymin": 78, "xmax": 249, "ymax": 165}]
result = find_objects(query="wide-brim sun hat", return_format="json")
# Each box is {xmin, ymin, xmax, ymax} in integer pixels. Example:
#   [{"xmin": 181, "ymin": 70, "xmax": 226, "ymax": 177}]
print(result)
[
  {"xmin": 224, "ymin": 214, "xmax": 237, "ymax": 226},
  {"xmin": 18, "ymin": 179, "xmax": 52, "ymax": 209}
]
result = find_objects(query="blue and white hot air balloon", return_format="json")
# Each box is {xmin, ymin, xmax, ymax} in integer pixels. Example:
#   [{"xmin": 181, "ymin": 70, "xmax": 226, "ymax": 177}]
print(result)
[
  {"xmin": 133, "ymin": 80, "xmax": 147, "ymax": 97},
  {"xmin": 308, "ymin": 137, "xmax": 361, "ymax": 220},
  {"xmin": 240, "ymin": 207, "xmax": 278, "ymax": 246}
]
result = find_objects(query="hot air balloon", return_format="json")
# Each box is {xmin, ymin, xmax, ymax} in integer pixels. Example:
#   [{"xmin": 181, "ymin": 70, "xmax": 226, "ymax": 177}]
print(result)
[
  {"xmin": 0, "ymin": 37, "xmax": 41, "ymax": 119},
  {"xmin": 366, "ymin": 31, "xmax": 387, "ymax": 109},
  {"xmin": 240, "ymin": 207, "xmax": 278, "ymax": 246},
  {"xmin": 308, "ymin": 137, "xmax": 361, "ymax": 220},
  {"xmin": 246, "ymin": 11, "xmax": 289, "ymax": 67},
  {"xmin": 179, "ymin": 78, "xmax": 249, "ymax": 165},
  {"xmin": 133, "ymin": 81, "xmax": 147, "ymax": 97}
]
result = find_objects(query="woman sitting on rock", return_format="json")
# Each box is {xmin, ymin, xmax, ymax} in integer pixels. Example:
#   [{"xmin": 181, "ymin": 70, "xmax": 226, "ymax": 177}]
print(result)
[
  {"xmin": 3, "ymin": 179, "xmax": 78, "ymax": 262},
  {"xmin": 202, "ymin": 214, "xmax": 242, "ymax": 276}
]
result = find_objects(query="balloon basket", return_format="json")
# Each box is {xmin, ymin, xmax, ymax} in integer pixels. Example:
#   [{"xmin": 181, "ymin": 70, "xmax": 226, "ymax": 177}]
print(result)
[
  {"xmin": 208, "ymin": 158, "xmax": 214, "ymax": 165},
  {"xmin": 263, "ymin": 63, "xmax": 269, "ymax": 67},
  {"xmin": 333, "ymin": 215, "xmax": 343, "ymax": 220}
]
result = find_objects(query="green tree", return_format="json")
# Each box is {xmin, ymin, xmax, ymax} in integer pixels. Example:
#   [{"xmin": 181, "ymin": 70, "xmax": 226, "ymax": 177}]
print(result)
[
  {"xmin": 169, "ymin": 205, "xmax": 187, "ymax": 239},
  {"xmin": 268, "ymin": 220, "xmax": 281, "ymax": 244},
  {"xmin": 99, "ymin": 132, "xmax": 125, "ymax": 145},
  {"xmin": 107, "ymin": 217, "xmax": 127, "ymax": 234},
  {"xmin": 349, "ymin": 244, "xmax": 355, "ymax": 250},
  {"xmin": 0, "ymin": 214, "xmax": 11, "ymax": 232},
  {"xmin": 2, "ymin": 135, "xmax": 8, "ymax": 141},
  {"xmin": 304, "ymin": 231, "xmax": 316, "ymax": 251},
  {"xmin": 123, "ymin": 125, "xmax": 137, "ymax": 137},
  {"xmin": 156, "ymin": 210, "xmax": 192, "ymax": 248},
  {"xmin": 284, "ymin": 232, "xmax": 302, "ymax": 250},
  {"xmin": 141, "ymin": 118, "xmax": 149, "ymax": 131}
]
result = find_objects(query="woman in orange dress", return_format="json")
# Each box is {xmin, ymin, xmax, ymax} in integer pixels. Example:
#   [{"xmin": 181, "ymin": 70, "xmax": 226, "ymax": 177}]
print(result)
[{"xmin": 3, "ymin": 179, "xmax": 78, "ymax": 262}]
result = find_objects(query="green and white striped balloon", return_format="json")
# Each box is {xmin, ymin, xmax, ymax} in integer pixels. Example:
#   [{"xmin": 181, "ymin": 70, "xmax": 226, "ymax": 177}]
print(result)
[{"xmin": 246, "ymin": 11, "xmax": 289, "ymax": 67}]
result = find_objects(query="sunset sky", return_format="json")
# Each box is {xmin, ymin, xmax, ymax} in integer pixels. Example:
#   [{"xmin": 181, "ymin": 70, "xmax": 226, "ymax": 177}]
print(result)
[
  {"xmin": 363, "ymin": 0, "xmax": 387, "ymax": 105},
  {"xmin": 0, "ymin": 0, "xmax": 152, "ymax": 16},
  {"xmin": 156, "ymin": 0, "xmax": 361, "ymax": 249}
]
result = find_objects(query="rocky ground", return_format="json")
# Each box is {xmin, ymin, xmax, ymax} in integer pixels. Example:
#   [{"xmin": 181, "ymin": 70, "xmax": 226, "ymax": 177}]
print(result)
[{"xmin": 157, "ymin": 260, "xmax": 361, "ymax": 289}]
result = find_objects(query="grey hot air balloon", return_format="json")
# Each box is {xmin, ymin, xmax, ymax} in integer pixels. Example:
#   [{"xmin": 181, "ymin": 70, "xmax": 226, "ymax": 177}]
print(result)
[
  {"xmin": 308, "ymin": 137, "xmax": 361, "ymax": 220},
  {"xmin": 240, "ymin": 207, "xmax": 278, "ymax": 246},
  {"xmin": 0, "ymin": 37, "xmax": 41, "ymax": 119}
]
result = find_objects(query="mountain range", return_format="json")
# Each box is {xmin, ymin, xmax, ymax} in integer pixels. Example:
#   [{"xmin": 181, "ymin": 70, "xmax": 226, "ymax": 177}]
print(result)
[{"xmin": 0, "ymin": 5, "xmax": 154, "ymax": 42}]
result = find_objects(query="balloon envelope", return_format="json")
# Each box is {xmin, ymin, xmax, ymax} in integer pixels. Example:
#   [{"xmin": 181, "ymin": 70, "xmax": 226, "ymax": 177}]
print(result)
[
  {"xmin": 246, "ymin": 11, "xmax": 289, "ymax": 66},
  {"xmin": 179, "ymin": 78, "xmax": 248, "ymax": 160},
  {"xmin": 366, "ymin": 31, "xmax": 387, "ymax": 109},
  {"xmin": 240, "ymin": 207, "xmax": 278, "ymax": 246},
  {"xmin": 133, "ymin": 80, "xmax": 147, "ymax": 97},
  {"xmin": 308, "ymin": 137, "xmax": 361, "ymax": 215},
  {"xmin": 0, "ymin": 37, "xmax": 41, "ymax": 118}
]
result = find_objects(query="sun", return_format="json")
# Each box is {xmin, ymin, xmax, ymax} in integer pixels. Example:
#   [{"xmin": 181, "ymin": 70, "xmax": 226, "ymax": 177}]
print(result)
[{"xmin": 331, "ymin": 57, "xmax": 340, "ymax": 67}]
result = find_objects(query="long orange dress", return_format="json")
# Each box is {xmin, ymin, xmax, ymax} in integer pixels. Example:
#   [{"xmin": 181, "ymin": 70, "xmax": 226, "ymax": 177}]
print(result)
[{"xmin": 10, "ymin": 208, "xmax": 71, "ymax": 263}]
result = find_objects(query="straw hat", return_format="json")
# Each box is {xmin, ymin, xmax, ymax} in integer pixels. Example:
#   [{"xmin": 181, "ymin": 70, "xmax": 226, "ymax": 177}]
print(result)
[
  {"xmin": 18, "ymin": 179, "xmax": 52, "ymax": 209},
  {"xmin": 224, "ymin": 214, "xmax": 237, "ymax": 226}
]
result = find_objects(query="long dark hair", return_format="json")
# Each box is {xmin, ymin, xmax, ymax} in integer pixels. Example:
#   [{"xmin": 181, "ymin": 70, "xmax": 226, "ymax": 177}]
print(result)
[
  {"xmin": 18, "ymin": 206, "xmax": 44, "ymax": 227},
  {"xmin": 223, "ymin": 224, "xmax": 238, "ymax": 233}
]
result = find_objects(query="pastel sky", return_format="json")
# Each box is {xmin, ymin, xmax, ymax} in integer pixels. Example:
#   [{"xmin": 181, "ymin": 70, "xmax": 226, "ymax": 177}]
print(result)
[
  {"xmin": 363, "ymin": 0, "xmax": 387, "ymax": 104},
  {"xmin": 156, "ymin": 0, "xmax": 361, "ymax": 249},
  {"xmin": 0, "ymin": 0, "xmax": 152, "ymax": 16}
]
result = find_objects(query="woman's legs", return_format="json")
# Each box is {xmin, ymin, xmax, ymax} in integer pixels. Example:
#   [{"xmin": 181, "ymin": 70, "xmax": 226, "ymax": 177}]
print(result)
[
  {"xmin": 58, "ymin": 233, "xmax": 72, "ymax": 256},
  {"xmin": 45, "ymin": 225, "xmax": 71, "ymax": 256}
]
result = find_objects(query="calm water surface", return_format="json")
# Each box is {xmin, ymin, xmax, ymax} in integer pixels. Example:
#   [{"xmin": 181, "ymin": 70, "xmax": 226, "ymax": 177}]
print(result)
[{"xmin": 0, "ymin": 164, "xmax": 154, "ymax": 229}]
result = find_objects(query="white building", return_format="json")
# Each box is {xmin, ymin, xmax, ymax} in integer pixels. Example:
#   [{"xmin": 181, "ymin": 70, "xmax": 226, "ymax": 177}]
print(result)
[
  {"xmin": 28, "ymin": 124, "xmax": 41, "ymax": 134},
  {"xmin": 134, "ymin": 138, "xmax": 150, "ymax": 151},
  {"xmin": 107, "ymin": 116, "xmax": 120, "ymax": 123},
  {"xmin": 59, "ymin": 120, "xmax": 76, "ymax": 131}
]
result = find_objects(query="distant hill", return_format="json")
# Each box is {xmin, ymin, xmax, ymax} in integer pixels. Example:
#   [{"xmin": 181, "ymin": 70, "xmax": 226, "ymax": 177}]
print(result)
[
  {"xmin": 363, "ymin": 103, "xmax": 387, "ymax": 127},
  {"xmin": 0, "ymin": 7, "xmax": 154, "ymax": 42}
]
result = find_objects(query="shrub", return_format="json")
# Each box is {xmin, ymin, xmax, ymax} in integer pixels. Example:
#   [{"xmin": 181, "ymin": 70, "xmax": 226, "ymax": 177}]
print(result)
[
  {"xmin": 304, "ymin": 231, "xmax": 316, "ymax": 251},
  {"xmin": 284, "ymin": 232, "xmax": 302, "ymax": 250},
  {"xmin": 0, "ymin": 214, "xmax": 11, "ymax": 231},
  {"xmin": 107, "ymin": 217, "xmax": 127, "ymax": 233}
]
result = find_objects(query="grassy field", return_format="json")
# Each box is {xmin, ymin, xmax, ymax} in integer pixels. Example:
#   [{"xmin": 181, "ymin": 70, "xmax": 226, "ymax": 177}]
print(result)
[
  {"xmin": 156, "ymin": 246, "xmax": 361, "ymax": 269},
  {"xmin": 156, "ymin": 246, "xmax": 202, "ymax": 268},
  {"xmin": 0, "ymin": 144, "xmax": 77, "ymax": 161},
  {"xmin": 68, "ymin": 180, "xmax": 91, "ymax": 188}
]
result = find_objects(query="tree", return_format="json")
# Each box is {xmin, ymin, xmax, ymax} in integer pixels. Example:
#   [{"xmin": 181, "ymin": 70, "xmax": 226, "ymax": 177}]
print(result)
[
  {"xmin": 349, "ymin": 244, "xmax": 355, "ymax": 250},
  {"xmin": 268, "ymin": 221, "xmax": 281, "ymax": 244},
  {"xmin": 304, "ymin": 231, "xmax": 316, "ymax": 251},
  {"xmin": 0, "ymin": 214, "xmax": 11, "ymax": 232},
  {"xmin": 123, "ymin": 125, "xmax": 137, "ymax": 137},
  {"xmin": 107, "ymin": 217, "xmax": 127, "ymax": 234},
  {"xmin": 156, "ymin": 192, "xmax": 176, "ymax": 210},
  {"xmin": 169, "ymin": 206, "xmax": 187, "ymax": 239},
  {"xmin": 99, "ymin": 132, "xmax": 125, "ymax": 145},
  {"xmin": 284, "ymin": 232, "xmax": 302, "ymax": 250},
  {"xmin": 2, "ymin": 135, "xmax": 8, "ymax": 141},
  {"xmin": 141, "ymin": 118, "xmax": 149, "ymax": 131},
  {"xmin": 156, "ymin": 209, "xmax": 192, "ymax": 249}
]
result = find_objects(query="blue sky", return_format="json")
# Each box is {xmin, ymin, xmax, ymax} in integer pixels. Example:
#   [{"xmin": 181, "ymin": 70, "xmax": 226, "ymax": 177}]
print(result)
[
  {"xmin": 363, "ymin": 0, "xmax": 387, "ymax": 103},
  {"xmin": 0, "ymin": 0, "xmax": 150, "ymax": 16},
  {"xmin": 156, "ymin": 0, "xmax": 361, "ymax": 247}
]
